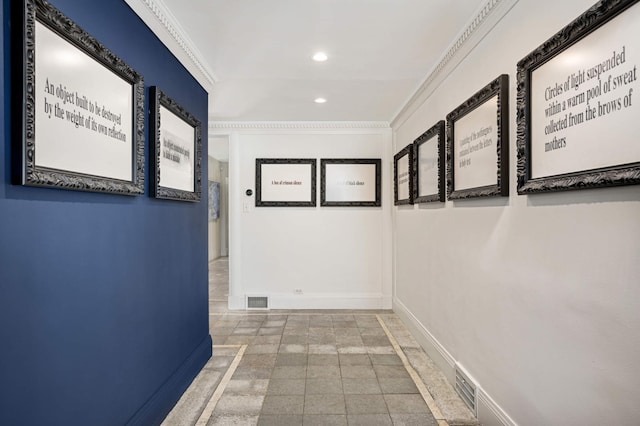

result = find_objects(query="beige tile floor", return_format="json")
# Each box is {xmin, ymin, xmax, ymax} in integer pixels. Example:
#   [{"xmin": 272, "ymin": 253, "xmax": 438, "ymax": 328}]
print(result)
[{"xmin": 162, "ymin": 258, "xmax": 478, "ymax": 426}]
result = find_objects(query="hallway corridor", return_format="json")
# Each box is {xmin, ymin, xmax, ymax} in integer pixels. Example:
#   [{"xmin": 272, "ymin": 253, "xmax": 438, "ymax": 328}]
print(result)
[{"xmin": 161, "ymin": 258, "xmax": 477, "ymax": 426}]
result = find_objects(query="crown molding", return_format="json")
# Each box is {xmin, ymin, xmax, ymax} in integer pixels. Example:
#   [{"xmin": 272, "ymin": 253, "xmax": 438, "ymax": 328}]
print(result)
[
  {"xmin": 391, "ymin": 0, "xmax": 520, "ymax": 128},
  {"xmin": 210, "ymin": 121, "xmax": 391, "ymax": 132},
  {"xmin": 125, "ymin": 0, "xmax": 216, "ymax": 92}
]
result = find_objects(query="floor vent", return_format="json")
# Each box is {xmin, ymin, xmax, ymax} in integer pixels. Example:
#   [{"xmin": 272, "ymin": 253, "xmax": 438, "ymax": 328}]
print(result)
[
  {"xmin": 246, "ymin": 295, "xmax": 269, "ymax": 310},
  {"xmin": 455, "ymin": 364, "xmax": 477, "ymax": 416}
]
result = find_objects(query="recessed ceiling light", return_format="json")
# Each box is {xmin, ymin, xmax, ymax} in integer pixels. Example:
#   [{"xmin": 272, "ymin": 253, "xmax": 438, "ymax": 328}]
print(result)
[
  {"xmin": 313, "ymin": 52, "xmax": 328, "ymax": 62},
  {"xmin": 314, "ymin": 98, "xmax": 327, "ymax": 104}
]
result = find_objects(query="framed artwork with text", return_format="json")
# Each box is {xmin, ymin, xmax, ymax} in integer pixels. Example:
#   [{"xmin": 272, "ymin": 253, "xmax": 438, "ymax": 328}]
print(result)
[
  {"xmin": 446, "ymin": 74, "xmax": 509, "ymax": 200},
  {"xmin": 320, "ymin": 159, "xmax": 381, "ymax": 207},
  {"xmin": 14, "ymin": 0, "xmax": 145, "ymax": 194},
  {"xmin": 255, "ymin": 159, "xmax": 317, "ymax": 207},
  {"xmin": 394, "ymin": 144, "xmax": 413, "ymax": 205},
  {"xmin": 413, "ymin": 121, "xmax": 445, "ymax": 203},
  {"xmin": 517, "ymin": 0, "xmax": 640, "ymax": 193},
  {"xmin": 150, "ymin": 87, "xmax": 202, "ymax": 202}
]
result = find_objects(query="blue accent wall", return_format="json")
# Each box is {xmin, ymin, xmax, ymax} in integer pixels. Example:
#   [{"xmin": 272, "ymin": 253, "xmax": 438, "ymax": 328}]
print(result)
[{"xmin": 0, "ymin": 1, "xmax": 211, "ymax": 425}]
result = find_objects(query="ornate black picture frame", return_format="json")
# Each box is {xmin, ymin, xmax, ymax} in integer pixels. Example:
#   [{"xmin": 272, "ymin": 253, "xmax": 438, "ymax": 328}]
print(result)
[
  {"xmin": 394, "ymin": 144, "xmax": 413, "ymax": 205},
  {"xmin": 413, "ymin": 121, "xmax": 445, "ymax": 203},
  {"xmin": 150, "ymin": 86, "xmax": 202, "ymax": 202},
  {"xmin": 320, "ymin": 159, "xmax": 381, "ymax": 207},
  {"xmin": 517, "ymin": 0, "xmax": 640, "ymax": 194},
  {"xmin": 446, "ymin": 74, "xmax": 509, "ymax": 200},
  {"xmin": 255, "ymin": 159, "xmax": 317, "ymax": 207},
  {"xmin": 13, "ymin": 0, "xmax": 145, "ymax": 195}
]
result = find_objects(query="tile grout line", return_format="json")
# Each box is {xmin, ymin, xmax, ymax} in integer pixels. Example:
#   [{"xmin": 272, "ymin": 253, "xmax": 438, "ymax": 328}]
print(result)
[
  {"xmin": 195, "ymin": 344, "xmax": 248, "ymax": 426},
  {"xmin": 376, "ymin": 314, "xmax": 448, "ymax": 425}
]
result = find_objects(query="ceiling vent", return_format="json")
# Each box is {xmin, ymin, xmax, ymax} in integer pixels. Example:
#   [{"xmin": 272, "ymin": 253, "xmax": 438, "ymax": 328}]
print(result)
[
  {"xmin": 246, "ymin": 295, "xmax": 269, "ymax": 310},
  {"xmin": 455, "ymin": 363, "xmax": 477, "ymax": 416}
]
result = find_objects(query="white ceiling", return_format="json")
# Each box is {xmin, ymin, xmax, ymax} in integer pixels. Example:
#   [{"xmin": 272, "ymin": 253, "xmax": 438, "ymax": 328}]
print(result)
[{"xmin": 154, "ymin": 0, "xmax": 487, "ymax": 123}]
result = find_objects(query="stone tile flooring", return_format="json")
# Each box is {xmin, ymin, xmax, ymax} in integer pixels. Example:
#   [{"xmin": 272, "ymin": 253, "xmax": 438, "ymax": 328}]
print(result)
[{"xmin": 161, "ymin": 258, "xmax": 478, "ymax": 426}]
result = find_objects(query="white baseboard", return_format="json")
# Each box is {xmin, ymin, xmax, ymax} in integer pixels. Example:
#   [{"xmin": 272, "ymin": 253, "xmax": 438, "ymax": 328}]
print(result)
[
  {"xmin": 269, "ymin": 293, "xmax": 387, "ymax": 310},
  {"xmin": 477, "ymin": 388, "xmax": 518, "ymax": 426},
  {"xmin": 393, "ymin": 297, "xmax": 456, "ymax": 381},
  {"xmin": 228, "ymin": 295, "xmax": 245, "ymax": 310},
  {"xmin": 393, "ymin": 297, "xmax": 516, "ymax": 426},
  {"xmin": 227, "ymin": 293, "xmax": 388, "ymax": 311}
]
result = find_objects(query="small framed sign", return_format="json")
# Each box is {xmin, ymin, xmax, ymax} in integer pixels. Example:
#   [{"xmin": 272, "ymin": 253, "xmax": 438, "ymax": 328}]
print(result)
[
  {"xmin": 446, "ymin": 74, "xmax": 509, "ymax": 200},
  {"xmin": 413, "ymin": 121, "xmax": 445, "ymax": 203},
  {"xmin": 394, "ymin": 144, "xmax": 413, "ymax": 205},
  {"xmin": 320, "ymin": 159, "xmax": 381, "ymax": 207},
  {"xmin": 14, "ymin": 0, "xmax": 145, "ymax": 194},
  {"xmin": 256, "ymin": 159, "xmax": 317, "ymax": 207},
  {"xmin": 517, "ymin": 0, "xmax": 640, "ymax": 194},
  {"xmin": 150, "ymin": 87, "xmax": 202, "ymax": 202}
]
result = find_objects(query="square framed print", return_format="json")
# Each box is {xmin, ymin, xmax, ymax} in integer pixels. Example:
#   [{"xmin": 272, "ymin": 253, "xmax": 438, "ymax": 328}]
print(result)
[
  {"xmin": 150, "ymin": 86, "xmax": 202, "ymax": 202},
  {"xmin": 14, "ymin": 0, "xmax": 145, "ymax": 194},
  {"xmin": 413, "ymin": 120, "xmax": 445, "ymax": 203},
  {"xmin": 320, "ymin": 159, "xmax": 381, "ymax": 207},
  {"xmin": 255, "ymin": 159, "xmax": 317, "ymax": 207},
  {"xmin": 517, "ymin": 0, "xmax": 640, "ymax": 194},
  {"xmin": 446, "ymin": 74, "xmax": 509, "ymax": 200},
  {"xmin": 394, "ymin": 144, "xmax": 413, "ymax": 205}
]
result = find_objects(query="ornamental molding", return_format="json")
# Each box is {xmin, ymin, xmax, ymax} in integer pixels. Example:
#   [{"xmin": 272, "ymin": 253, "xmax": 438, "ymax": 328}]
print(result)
[
  {"xmin": 209, "ymin": 121, "xmax": 391, "ymax": 132},
  {"xmin": 125, "ymin": 0, "xmax": 216, "ymax": 91},
  {"xmin": 391, "ymin": 0, "xmax": 520, "ymax": 128}
]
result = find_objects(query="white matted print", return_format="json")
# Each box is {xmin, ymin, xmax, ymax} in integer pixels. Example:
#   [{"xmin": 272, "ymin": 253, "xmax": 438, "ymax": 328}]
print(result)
[
  {"xmin": 256, "ymin": 159, "xmax": 316, "ymax": 206},
  {"xmin": 321, "ymin": 160, "xmax": 381, "ymax": 206},
  {"xmin": 447, "ymin": 74, "xmax": 509, "ymax": 200},
  {"xmin": 35, "ymin": 22, "xmax": 133, "ymax": 181},
  {"xmin": 151, "ymin": 87, "xmax": 202, "ymax": 202},
  {"xmin": 417, "ymin": 138, "xmax": 439, "ymax": 197},
  {"xmin": 517, "ymin": 0, "xmax": 640, "ymax": 193},
  {"xmin": 452, "ymin": 96, "xmax": 499, "ymax": 191},
  {"xmin": 413, "ymin": 120, "xmax": 445, "ymax": 203},
  {"xmin": 21, "ymin": 0, "xmax": 145, "ymax": 195},
  {"xmin": 159, "ymin": 105, "xmax": 195, "ymax": 192},
  {"xmin": 394, "ymin": 145, "xmax": 412, "ymax": 205},
  {"xmin": 530, "ymin": 3, "xmax": 640, "ymax": 179}
]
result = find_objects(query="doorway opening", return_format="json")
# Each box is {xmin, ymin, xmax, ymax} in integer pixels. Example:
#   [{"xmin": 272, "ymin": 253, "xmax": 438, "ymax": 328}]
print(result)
[{"xmin": 208, "ymin": 135, "xmax": 230, "ymax": 318}]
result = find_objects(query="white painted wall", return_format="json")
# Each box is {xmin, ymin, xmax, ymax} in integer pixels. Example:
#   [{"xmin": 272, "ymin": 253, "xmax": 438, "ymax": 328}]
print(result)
[
  {"xmin": 223, "ymin": 126, "xmax": 393, "ymax": 310},
  {"xmin": 392, "ymin": 1, "xmax": 640, "ymax": 425}
]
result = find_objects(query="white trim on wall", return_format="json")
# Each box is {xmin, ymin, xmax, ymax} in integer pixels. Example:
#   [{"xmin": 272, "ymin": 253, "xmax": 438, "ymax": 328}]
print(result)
[
  {"xmin": 258, "ymin": 293, "xmax": 390, "ymax": 310},
  {"xmin": 394, "ymin": 297, "xmax": 516, "ymax": 426},
  {"xmin": 124, "ymin": 0, "xmax": 216, "ymax": 92},
  {"xmin": 228, "ymin": 133, "xmax": 242, "ymax": 311},
  {"xmin": 391, "ymin": 0, "xmax": 520, "ymax": 129},
  {"xmin": 477, "ymin": 389, "xmax": 518, "ymax": 426},
  {"xmin": 393, "ymin": 298, "xmax": 456, "ymax": 378},
  {"xmin": 211, "ymin": 121, "xmax": 390, "ymax": 132}
]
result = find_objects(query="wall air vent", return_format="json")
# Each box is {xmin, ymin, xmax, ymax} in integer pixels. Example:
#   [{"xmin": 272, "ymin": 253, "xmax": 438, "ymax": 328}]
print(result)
[
  {"xmin": 246, "ymin": 295, "xmax": 269, "ymax": 310},
  {"xmin": 455, "ymin": 363, "xmax": 477, "ymax": 416}
]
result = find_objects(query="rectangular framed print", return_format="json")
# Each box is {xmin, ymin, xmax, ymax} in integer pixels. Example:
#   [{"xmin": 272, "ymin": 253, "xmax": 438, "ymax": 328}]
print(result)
[
  {"xmin": 256, "ymin": 159, "xmax": 317, "ymax": 207},
  {"xmin": 320, "ymin": 159, "xmax": 381, "ymax": 207},
  {"xmin": 413, "ymin": 120, "xmax": 445, "ymax": 203},
  {"xmin": 517, "ymin": 0, "xmax": 640, "ymax": 194},
  {"xmin": 208, "ymin": 181, "xmax": 220, "ymax": 220},
  {"xmin": 394, "ymin": 144, "xmax": 413, "ymax": 205},
  {"xmin": 15, "ymin": 0, "xmax": 145, "ymax": 194},
  {"xmin": 446, "ymin": 74, "xmax": 509, "ymax": 200},
  {"xmin": 151, "ymin": 87, "xmax": 202, "ymax": 202}
]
